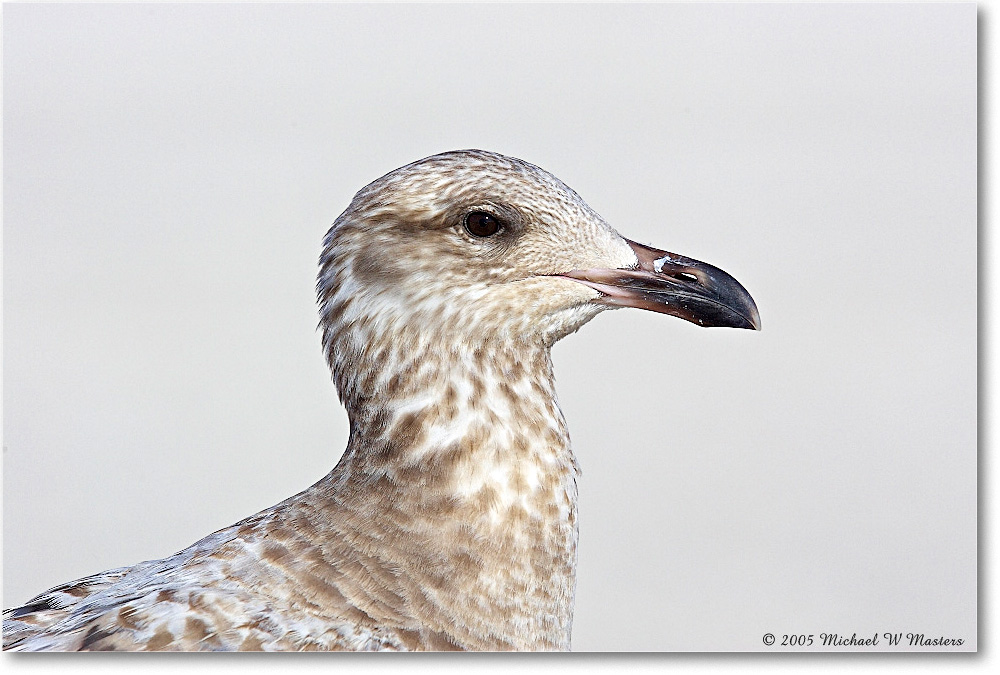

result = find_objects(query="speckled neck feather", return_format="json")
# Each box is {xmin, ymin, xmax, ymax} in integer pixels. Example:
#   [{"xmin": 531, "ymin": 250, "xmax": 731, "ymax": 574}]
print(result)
[{"xmin": 272, "ymin": 341, "xmax": 580, "ymax": 650}]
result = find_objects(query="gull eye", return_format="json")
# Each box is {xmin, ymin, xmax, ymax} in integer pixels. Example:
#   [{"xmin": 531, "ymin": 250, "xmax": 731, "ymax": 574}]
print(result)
[{"xmin": 464, "ymin": 211, "xmax": 503, "ymax": 238}]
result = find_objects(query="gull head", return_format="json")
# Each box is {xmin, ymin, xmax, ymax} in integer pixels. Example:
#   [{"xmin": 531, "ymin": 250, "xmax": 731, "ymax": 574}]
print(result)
[{"xmin": 317, "ymin": 150, "xmax": 759, "ymax": 400}]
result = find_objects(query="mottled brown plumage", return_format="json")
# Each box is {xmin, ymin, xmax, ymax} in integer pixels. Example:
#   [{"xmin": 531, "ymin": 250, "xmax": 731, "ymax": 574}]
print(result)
[{"xmin": 4, "ymin": 150, "xmax": 759, "ymax": 651}]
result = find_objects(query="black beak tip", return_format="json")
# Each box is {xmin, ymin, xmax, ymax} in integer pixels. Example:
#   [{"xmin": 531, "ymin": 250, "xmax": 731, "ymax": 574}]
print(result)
[
  {"xmin": 693, "ymin": 267, "xmax": 761, "ymax": 331},
  {"xmin": 692, "ymin": 302, "xmax": 761, "ymax": 331}
]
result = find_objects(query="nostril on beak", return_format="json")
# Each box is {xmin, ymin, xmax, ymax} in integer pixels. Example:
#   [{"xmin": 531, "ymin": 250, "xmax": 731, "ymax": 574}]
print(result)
[{"xmin": 671, "ymin": 271, "xmax": 699, "ymax": 284}]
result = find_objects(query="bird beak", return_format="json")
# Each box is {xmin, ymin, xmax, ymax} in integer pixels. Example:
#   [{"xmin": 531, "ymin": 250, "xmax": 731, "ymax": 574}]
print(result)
[{"xmin": 560, "ymin": 238, "xmax": 761, "ymax": 330}]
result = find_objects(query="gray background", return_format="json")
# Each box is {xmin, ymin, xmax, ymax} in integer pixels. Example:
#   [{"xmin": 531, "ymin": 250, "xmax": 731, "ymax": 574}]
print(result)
[{"xmin": 3, "ymin": 3, "xmax": 976, "ymax": 651}]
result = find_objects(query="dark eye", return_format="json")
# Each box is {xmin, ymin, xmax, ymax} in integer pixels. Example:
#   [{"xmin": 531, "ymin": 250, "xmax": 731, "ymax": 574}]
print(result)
[{"xmin": 464, "ymin": 211, "xmax": 503, "ymax": 238}]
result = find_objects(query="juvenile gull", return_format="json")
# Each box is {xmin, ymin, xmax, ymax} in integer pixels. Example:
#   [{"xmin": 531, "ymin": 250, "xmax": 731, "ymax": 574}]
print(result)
[{"xmin": 3, "ymin": 150, "xmax": 760, "ymax": 651}]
